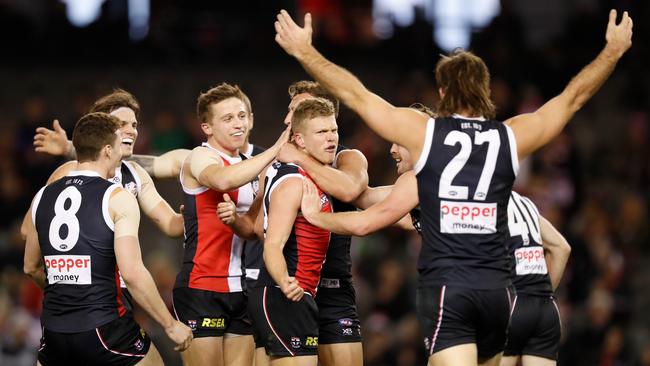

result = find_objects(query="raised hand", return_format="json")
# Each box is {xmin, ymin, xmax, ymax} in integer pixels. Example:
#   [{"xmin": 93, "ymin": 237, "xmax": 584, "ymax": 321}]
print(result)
[
  {"xmin": 164, "ymin": 320, "xmax": 193, "ymax": 351},
  {"xmin": 300, "ymin": 179, "xmax": 321, "ymax": 222},
  {"xmin": 605, "ymin": 9, "xmax": 633, "ymax": 57},
  {"xmin": 33, "ymin": 119, "xmax": 72, "ymax": 156},
  {"xmin": 276, "ymin": 143, "xmax": 304, "ymax": 165},
  {"xmin": 217, "ymin": 193, "xmax": 237, "ymax": 225},
  {"xmin": 271, "ymin": 124, "xmax": 292, "ymax": 152},
  {"xmin": 274, "ymin": 10, "xmax": 313, "ymax": 59},
  {"xmin": 280, "ymin": 276, "xmax": 304, "ymax": 302}
]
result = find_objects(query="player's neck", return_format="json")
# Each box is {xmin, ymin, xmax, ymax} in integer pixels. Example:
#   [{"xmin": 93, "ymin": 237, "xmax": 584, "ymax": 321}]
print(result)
[
  {"xmin": 76, "ymin": 161, "xmax": 111, "ymax": 179},
  {"xmin": 205, "ymin": 138, "xmax": 239, "ymax": 158}
]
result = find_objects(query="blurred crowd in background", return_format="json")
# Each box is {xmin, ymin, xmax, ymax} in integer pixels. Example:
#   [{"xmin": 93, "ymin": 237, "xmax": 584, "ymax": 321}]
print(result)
[{"xmin": 0, "ymin": 0, "xmax": 649, "ymax": 365}]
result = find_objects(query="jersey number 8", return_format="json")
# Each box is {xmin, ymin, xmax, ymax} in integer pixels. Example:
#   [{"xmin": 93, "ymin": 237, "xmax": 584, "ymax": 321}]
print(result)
[{"xmin": 48, "ymin": 186, "xmax": 82, "ymax": 252}]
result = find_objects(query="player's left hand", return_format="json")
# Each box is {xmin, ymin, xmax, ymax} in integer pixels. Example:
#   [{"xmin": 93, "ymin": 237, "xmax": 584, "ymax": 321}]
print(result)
[
  {"xmin": 276, "ymin": 143, "xmax": 304, "ymax": 165},
  {"xmin": 217, "ymin": 194, "xmax": 237, "ymax": 225},
  {"xmin": 274, "ymin": 10, "xmax": 313, "ymax": 59}
]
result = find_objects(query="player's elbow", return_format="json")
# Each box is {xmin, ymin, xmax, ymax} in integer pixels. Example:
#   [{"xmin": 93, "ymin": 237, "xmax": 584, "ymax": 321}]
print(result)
[
  {"xmin": 23, "ymin": 262, "xmax": 41, "ymax": 278},
  {"xmin": 352, "ymin": 221, "xmax": 372, "ymax": 236},
  {"xmin": 210, "ymin": 176, "xmax": 237, "ymax": 192}
]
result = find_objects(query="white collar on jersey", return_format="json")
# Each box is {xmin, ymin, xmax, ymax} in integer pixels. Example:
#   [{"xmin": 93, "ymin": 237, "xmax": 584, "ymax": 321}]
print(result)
[
  {"xmin": 452, "ymin": 113, "xmax": 486, "ymax": 121},
  {"xmin": 68, "ymin": 170, "xmax": 102, "ymax": 177},
  {"xmin": 201, "ymin": 142, "xmax": 241, "ymax": 162}
]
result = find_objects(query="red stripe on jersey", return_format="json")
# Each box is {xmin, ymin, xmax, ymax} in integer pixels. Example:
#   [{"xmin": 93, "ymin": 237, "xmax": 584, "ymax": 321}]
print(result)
[
  {"xmin": 188, "ymin": 158, "xmax": 242, "ymax": 293},
  {"xmin": 293, "ymin": 174, "xmax": 332, "ymax": 295},
  {"xmin": 115, "ymin": 268, "xmax": 126, "ymax": 317}
]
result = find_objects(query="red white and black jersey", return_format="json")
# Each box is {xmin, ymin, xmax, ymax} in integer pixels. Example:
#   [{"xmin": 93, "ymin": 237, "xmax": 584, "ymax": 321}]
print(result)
[
  {"xmin": 507, "ymin": 192, "xmax": 552, "ymax": 296},
  {"xmin": 414, "ymin": 115, "xmax": 518, "ymax": 289},
  {"xmin": 257, "ymin": 162, "xmax": 332, "ymax": 296},
  {"xmin": 32, "ymin": 171, "xmax": 125, "ymax": 332},
  {"xmin": 175, "ymin": 143, "xmax": 255, "ymax": 293}
]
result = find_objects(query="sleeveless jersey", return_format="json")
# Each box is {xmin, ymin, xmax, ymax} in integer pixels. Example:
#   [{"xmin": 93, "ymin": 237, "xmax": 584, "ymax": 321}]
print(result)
[
  {"xmin": 32, "ymin": 171, "xmax": 123, "ymax": 332},
  {"xmin": 507, "ymin": 192, "xmax": 552, "ymax": 295},
  {"xmin": 175, "ymin": 143, "xmax": 255, "ymax": 293},
  {"xmin": 257, "ymin": 162, "xmax": 332, "ymax": 296},
  {"xmin": 110, "ymin": 161, "xmax": 141, "ymax": 197},
  {"xmin": 414, "ymin": 115, "xmax": 519, "ymax": 289},
  {"xmin": 241, "ymin": 144, "xmax": 265, "ymax": 286},
  {"xmin": 319, "ymin": 146, "xmax": 356, "ymax": 285}
]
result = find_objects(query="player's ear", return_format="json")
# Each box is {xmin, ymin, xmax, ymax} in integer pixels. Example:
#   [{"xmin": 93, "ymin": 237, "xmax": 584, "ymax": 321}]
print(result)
[
  {"xmin": 200, "ymin": 122, "xmax": 212, "ymax": 136},
  {"xmin": 293, "ymin": 133, "xmax": 306, "ymax": 149},
  {"xmin": 248, "ymin": 113, "xmax": 254, "ymax": 131}
]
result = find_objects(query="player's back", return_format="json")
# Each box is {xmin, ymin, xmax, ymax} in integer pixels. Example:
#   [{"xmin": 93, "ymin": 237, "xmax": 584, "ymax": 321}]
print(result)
[
  {"xmin": 414, "ymin": 115, "xmax": 518, "ymax": 289},
  {"xmin": 506, "ymin": 192, "xmax": 552, "ymax": 295},
  {"xmin": 33, "ymin": 171, "xmax": 124, "ymax": 332}
]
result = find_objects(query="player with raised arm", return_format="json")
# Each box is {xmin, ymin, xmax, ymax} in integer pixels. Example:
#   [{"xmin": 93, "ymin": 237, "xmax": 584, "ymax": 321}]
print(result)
[
  {"xmin": 301, "ymin": 145, "xmax": 572, "ymax": 366},
  {"xmin": 173, "ymin": 83, "xmax": 289, "ymax": 366},
  {"xmin": 23, "ymin": 112, "xmax": 192, "ymax": 366},
  {"xmin": 247, "ymin": 98, "xmax": 337, "ymax": 366},
  {"xmin": 275, "ymin": 9, "xmax": 631, "ymax": 365}
]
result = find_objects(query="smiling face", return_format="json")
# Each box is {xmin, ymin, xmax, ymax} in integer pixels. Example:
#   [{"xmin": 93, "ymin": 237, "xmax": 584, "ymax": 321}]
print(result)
[
  {"xmin": 201, "ymin": 97, "xmax": 250, "ymax": 155},
  {"xmin": 390, "ymin": 143, "xmax": 413, "ymax": 174},
  {"xmin": 294, "ymin": 115, "xmax": 339, "ymax": 165},
  {"xmin": 109, "ymin": 107, "xmax": 138, "ymax": 159}
]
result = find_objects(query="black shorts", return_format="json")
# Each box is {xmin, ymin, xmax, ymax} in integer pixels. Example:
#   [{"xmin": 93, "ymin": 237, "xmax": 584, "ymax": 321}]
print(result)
[
  {"xmin": 246, "ymin": 281, "xmax": 265, "ymax": 349},
  {"xmin": 417, "ymin": 285, "xmax": 512, "ymax": 360},
  {"xmin": 315, "ymin": 280, "xmax": 362, "ymax": 344},
  {"xmin": 38, "ymin": 314, "xmax": 150, "ymax": 366},
  {"xmin": 504, "ymin": 294, "xmax": 561, "ymax": 360},
  {"xmin": 248, "ymin": 286, "xmax": 319, "ymax": 357},
  {"xmin": 172, "ymin": 287, "xmax": 252, "ymax": 338}
]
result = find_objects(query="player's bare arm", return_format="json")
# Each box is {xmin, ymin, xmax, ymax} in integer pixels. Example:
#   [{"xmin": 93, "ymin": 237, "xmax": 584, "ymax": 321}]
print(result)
[
  {"xmin": 23, "ymin": 206, "xmax": 46, "ymax": 288},
  {"xmin": 301, "ymin": 171, "xmax": 418, "ymax": 236},
  {"xmin": 354, "ymin": 184, "xmax": 415, "ymax": 231},
  {"xmin": 111, "ymin": 188, "xmax": 193, "ymax": 351},
  {"xmin": 539, "ymin": 216, "xmax": 571, "ymax": 290},
  {"xmin": 127, "ymin": 148, "xmax": 191, "ymax": 179},
  {"xmin": 506, "ymin": 9, "xmax": 633, "ymax": 159},
  {"xmin": 278, "ymin": 143, "xmax": 368, "ymax": 202},
  {"xmin": 129, "ymin": 162, "xmax": 184, "ymax": 238},
  {"xmin": 263, "ymin": 177, "xmax": 304, "ymax": 302},
  {"xmin": 187, "ymin": 126, "xmax": 289, "ymax": 192},
  {"xmin": 274, "ymin": 10, "xmax": 428, "ymax": 159}
]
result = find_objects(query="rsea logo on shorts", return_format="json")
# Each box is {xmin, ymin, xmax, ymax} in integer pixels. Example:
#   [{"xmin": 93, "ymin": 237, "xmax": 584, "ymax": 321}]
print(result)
[
  {"xmin": 514, "ymin": 247, "xmax": 548, "ymax": 275},
  {"xmin": 201, "ymin": 317, "xmax": 225, "ymax": 329},
  {"xmin": 44, "ymin": 255, "xmax": 91, "ymax": 284},
  {"xmin": 440, "ymin": 200, "xmax": 497, "ymax": 234},
  {"xmin": 305, "ymin": 336, "xmax": 318, "ymax": 348}
]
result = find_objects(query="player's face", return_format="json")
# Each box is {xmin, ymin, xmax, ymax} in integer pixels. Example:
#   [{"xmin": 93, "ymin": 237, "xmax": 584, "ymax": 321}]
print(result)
[
  {"xmin": 203, "ymin": 97, "xmax": 249, "ymax": 153},
  {"xmin": 297, "ymin": 115, "xmax": 338, "ymax": 165},
  {"xmin": 285, "ymin": 93, "xmax": 313, "ymax": 126},
  {"xmin": 390, "ymin": 143, "xmax": 413, "ymax": 174},
  {"xmin": 110, "ymin": 107, "xmax": 138, "ymax": 159}
]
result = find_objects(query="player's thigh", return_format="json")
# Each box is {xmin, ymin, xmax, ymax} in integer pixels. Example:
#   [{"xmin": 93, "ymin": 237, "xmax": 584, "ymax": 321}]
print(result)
[
  {"xmin": 429, "ymin": 343, "xmax": 477, "ymax": 366},
  {"xmin": 223, "ymin": 334, "xmax": 254, "ymax": 366},
  {"xmin": 318, "ymin": 342, "xmax": 362, "ymax": 366},
  {"xmin": 135, "ymin": 343, "xmax": 163, "ymax": 366},
  {"xmin": 181, "ymin": 336, "xmax": 223, "ymax": 366},
  {"xmin": 270, "ymin": 355, "xmax": 318, "ymax": 366},
  {"xmin": 521, "ymin": 355, "xmax": 556, "ymax": 366},
  {"xmin": 499, "ymin": 355, "xmax": 520, "ymax": 366},
  {"xmin": 254, "ymin": 346, "xmax": 271, "ymax": 366},
  {"xmin": 478, "ymin": 352, "xmax": 503, "ymax": 366}
]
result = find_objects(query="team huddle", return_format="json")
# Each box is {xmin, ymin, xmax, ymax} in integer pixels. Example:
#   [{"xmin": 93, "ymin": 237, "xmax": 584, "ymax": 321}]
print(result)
[{"xmin": 21, "ymin": 8, "xmax": 632, "ymax": 366}]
